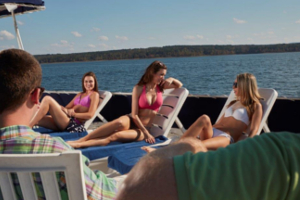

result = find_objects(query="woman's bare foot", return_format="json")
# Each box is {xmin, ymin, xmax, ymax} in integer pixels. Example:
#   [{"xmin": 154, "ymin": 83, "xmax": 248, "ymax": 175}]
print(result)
[{"xmin": 141, "ymin": 146, "xmax": 156, "ymax": 153}]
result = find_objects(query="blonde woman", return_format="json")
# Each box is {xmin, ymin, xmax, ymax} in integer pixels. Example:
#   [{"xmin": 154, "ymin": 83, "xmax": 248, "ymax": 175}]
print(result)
[{"xmin": 143, "ymin": 73, "xmax": 262, "ymax": 152}]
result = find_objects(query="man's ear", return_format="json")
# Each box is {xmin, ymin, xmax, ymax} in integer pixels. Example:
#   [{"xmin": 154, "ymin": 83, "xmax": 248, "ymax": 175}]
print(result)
[{"xmin": 31, "ymin": 88, "xmax": 40, "ymax": 104}]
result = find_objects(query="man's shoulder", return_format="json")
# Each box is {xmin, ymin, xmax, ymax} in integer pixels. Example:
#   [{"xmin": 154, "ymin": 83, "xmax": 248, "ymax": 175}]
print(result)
[{"xmin": 0, "ymin": 125, "xmax": 72, "ymax": 153}]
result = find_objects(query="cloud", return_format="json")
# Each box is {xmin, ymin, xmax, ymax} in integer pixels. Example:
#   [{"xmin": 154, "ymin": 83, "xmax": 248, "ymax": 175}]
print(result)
[
  {"xmin": 91, "ymin": 27, "xmax": 100, "ymax": 32},
  {"xmin": 226, "ymin": 35, "xmax": 232, "ymax": 39},
  {"xmin": 71, "ymin": 31, "xmax": 82, "ymax": 37},
  {"xmin": 184, "ymin": 35, "xmax": 195, "ymax": 40},
  {"xmin": 88, "ymin": 44, "xmax": 96, "ymax": 48},
  {"xmin": 17, "ymin": 21, "xmax": 24, "ymax": 25},
  {"xmin": 184, "ymin": 35, "xmax": 204, "ymax": 40},
  {"xmin": 0, "ymin": 30, "xmax": 15, "ymax": 40},
  {"xmin": 295, "ymin": 20, "xmax": 300, "ymax": 24},
  {"xmin": 233, "ymin": 18, "xmax": 246, "ymax": 24},
  {"xmin": 115, "ymin": 35, "xmax": 128, "ymax": 41},
  {"xmin": 51, "ymin": 40, "xmax": 73, "ymax": 48},
  {"xmin": 98, "ymin": 36, "xmax": 109, "ymax": 41},
  {"xmin": 99, "ymin": 43, "xmax": 109, "ymax": 48},
  {"xmin": 148, "ymin": 37, "xmax": 156, "ymax": 40}
]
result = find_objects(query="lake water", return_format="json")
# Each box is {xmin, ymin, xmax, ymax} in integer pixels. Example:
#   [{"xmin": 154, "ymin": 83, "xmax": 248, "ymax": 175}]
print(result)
[{"xmin": 41, "ymin": 52, "xmax": 300, "ymax": 98}]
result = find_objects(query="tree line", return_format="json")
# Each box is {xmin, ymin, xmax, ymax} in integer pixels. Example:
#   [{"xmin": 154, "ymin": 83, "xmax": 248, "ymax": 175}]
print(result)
[{"xmin": 34, "ymin": 43, "xmax": 300, "ymax": 63}]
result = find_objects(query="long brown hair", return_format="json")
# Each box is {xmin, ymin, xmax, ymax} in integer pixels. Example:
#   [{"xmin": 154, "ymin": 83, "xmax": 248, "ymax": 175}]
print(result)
[
  {"xmin": 137, "ymin": 61, "xmax": 167, "ymax": 91},
  {"xmin": 81, "ymin": 71, "xmax": 99, "ymax": 94},
  {"xmin": 229, "ymin": 73, "xmax": 261, "ymax": 121}
]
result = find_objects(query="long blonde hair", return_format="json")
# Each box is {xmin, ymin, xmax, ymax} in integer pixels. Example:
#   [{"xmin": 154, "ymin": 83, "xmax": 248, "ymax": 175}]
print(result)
[{"xmin": 230, "ymin": 73, "xmax": 261, "ymax": 121}]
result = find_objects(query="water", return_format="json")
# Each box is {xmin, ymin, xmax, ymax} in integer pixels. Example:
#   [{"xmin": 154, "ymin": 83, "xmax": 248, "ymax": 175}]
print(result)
[{"xmin": 41, "ymin": 52, "xmax": 300, "ymax": 98}]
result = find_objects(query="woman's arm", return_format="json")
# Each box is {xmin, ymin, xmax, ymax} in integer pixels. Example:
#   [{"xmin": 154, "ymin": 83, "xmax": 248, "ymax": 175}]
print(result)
[
  {"xmin": 246, "ymin": 103, "xmax": 263, "ymax": 138},
  {"xmin": 161, "ymin": 77, "xmax": 183, "ymax": 89},
  {"xmin": 71, "ymin": 92, "xmax": 100, "ymax": 120},
  {"xmin": 131, "ymin": 85, "xmax": 155, "ymax": 144}
]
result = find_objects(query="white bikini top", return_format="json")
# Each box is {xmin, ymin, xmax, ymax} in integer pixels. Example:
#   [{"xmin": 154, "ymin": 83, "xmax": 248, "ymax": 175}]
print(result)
[{"xmin": 224, "ymin": 101, "xmax": 249, "ymax": 125}]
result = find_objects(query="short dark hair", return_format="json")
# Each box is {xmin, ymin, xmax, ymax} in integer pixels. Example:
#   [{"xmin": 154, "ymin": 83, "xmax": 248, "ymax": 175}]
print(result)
[{"xmin": 0, "ymin": 49, "xmax": 42, "ymax": 113}]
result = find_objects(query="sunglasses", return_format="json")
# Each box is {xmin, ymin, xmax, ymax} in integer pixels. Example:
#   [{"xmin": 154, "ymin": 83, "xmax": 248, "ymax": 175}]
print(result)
[
  {"xmin": 32, "ymin": 86, "xmax": 45, "ymax": 99},
  {"xmin": 233, "ymin": 82, "xmax": 238, "ymax": 88}
]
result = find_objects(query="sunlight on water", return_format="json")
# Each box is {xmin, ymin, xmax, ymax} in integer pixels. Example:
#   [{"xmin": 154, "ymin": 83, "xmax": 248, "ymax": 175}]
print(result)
[{"xmin": 41, "ymin": 52, "xmax": 300, "ymax": 98}]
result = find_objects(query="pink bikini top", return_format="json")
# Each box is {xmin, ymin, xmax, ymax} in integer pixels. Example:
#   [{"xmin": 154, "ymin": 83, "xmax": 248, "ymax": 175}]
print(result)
[
  {"xmin": 138, "ymin": 85, "xmax": 163, "ymax": 112},
  {"xmin": 74, "ymin": 93, "xmax": 91, "ymax": 108}
]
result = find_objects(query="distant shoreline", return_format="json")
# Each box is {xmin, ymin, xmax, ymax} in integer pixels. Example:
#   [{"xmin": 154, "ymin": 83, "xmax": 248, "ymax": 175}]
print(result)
[{"xmin": 35, "ymin": 43, "xmax": 300, "ymax": 64}]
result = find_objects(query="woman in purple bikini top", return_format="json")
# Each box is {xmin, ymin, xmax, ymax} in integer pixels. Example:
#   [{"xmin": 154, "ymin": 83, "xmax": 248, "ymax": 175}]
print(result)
[
  {"xmin": 29, "ymin": 71, "xmax": 100, "ymax": 133},
  {"xmin": 74, "ymin": 93, "xmax": 92, "ymax": 108}
]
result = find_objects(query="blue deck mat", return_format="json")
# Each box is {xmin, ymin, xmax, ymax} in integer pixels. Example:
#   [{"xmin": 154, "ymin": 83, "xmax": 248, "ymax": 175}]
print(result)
[
  {"xmin": 108, "ymin": 145, "xmax": 165, "ymax": 175},
  {"xmin": 33, "ymin": 127, "xmax": 88, "ymax": 140},
  {"xmin": 65, "ymin": 136, "xmax": 168, "ymax": 161}
]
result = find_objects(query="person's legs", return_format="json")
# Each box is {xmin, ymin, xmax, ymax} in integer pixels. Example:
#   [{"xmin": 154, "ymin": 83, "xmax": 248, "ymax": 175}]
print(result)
[
  {"xmin": 68, "ymin": 128, "xmax": 145, "ymax": 148},
  {"xmin": 181, "ymin": 114, "xmax": 213, "ymax": 140},
  {"xmin": 202, "ymin": 136, "xmax": 231, "ymax": 150},
  {"xmin": 71, "ymin": 115, "xmax": 132, "ymax": 143},
  {"xmin": 29, "ymin": 96, "xmax": 70, "ymax": 130},
  {"xmin": 141, "ymin": 115, "xmax": 213, "ymax": 153}
]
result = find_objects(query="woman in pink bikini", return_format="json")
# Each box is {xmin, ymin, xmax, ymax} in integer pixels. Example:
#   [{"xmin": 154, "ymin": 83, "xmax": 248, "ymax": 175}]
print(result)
[
  {"xmin": 68, "ymin": 61, "xmax": 182, "ymax": 148},
  {"xmin": 30, "ymin": 71, "xmax": 100, "ymax": 133}
]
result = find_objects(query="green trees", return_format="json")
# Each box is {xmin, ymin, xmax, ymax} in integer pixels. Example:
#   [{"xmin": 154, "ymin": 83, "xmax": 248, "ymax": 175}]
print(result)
[{"xmin": 34, "ymin": 43, "xmax": 300, "ymax": 63}]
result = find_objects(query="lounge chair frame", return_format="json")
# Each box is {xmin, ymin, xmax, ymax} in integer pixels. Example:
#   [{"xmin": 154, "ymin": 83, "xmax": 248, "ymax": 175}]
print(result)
[{"xmin": 0, "ymin": 151, "xmax": 87, "ymax": 200}]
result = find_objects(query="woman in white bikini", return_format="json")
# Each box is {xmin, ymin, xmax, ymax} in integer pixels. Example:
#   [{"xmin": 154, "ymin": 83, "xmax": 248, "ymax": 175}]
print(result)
[
  {"xmin": 29, "ymin": 71, "xmax": 100, "ymax": 133},
  {"xmin": 68, "ymin": 61, "xmax": 182, "ymax": 148},
  {"xmin": 143, "ymin": 73, "xmax": 262, "ymax": 152}
]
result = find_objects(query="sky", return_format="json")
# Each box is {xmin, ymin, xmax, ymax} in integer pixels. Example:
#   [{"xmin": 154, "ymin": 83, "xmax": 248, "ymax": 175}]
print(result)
[{"xmin": 0, "ymin": 0, "xmax": 300, "ymax": 55}]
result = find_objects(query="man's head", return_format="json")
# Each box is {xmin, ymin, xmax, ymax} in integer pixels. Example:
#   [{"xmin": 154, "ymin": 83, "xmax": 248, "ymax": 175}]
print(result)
[{"xmin": 0, "ymin": 49, "xmax": 42, "ymax": 114}]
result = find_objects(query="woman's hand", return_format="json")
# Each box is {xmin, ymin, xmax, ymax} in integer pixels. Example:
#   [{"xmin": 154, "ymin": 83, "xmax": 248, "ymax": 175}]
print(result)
[
  {"xmin": 144, "ymin": 132, "xmax": 155, "ymax": 144},
  {"xmin": 160, "ymin": 77, "xmax": 174, "ymax": 87},
  {"xmin": 67, "ymin": 109, "xmax": 75, "ymax": 117}
]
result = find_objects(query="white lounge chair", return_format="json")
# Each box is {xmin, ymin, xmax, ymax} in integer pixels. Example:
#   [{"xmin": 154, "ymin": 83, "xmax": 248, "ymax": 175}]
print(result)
[
  {"xmin": 87, "ymin": 87, "xmax": 189, "ymax": 174},
  {"xmin": 216, "ymin": 88, "xmax": 278, "ymax": 135},
  {"xmin": 150, "ymin": 87, "xmax": 189, "ymax": 137},
  {"xmin": 0, "ymin": 151, "xmax": 87, "ymax": 200},
  {"xmin": 84, "ymin": 90, "xmax": 112, "ymax": 130}
]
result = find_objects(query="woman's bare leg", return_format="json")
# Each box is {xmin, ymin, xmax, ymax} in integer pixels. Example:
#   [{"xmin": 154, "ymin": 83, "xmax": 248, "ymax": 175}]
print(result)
[
  {"xmin": 68, "ymin": 129, "xmax": 145, "ymax": 148},
  {"xmin": 29, "ymin": 96, "xmax": 70, "ymax": 130},
  {"xmin": 181, "ymin": 115, "xmax": 214, "ymax": 140},
  {"xmin": 73, "ymin": 115, "xmax": 131, "ymax": 143},
  {"xmin": 202, "ymin": 137, "xmax": 231, "ymax": 150}
]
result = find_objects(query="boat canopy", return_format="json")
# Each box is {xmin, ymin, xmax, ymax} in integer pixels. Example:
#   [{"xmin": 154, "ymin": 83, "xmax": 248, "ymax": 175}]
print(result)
[{"xmin": 0, "ymin": 0, "xmax": 45, "ymax": 49}]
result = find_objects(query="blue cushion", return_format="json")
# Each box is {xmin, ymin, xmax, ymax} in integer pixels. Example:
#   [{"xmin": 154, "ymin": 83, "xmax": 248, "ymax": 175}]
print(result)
[
  {"xmin": 33, "ymin": 127, "xmax": 88, "ymax": 140},
  {"xmin": 107, "ymin": 137, "xmax": 168, "ymax": 174},
  {"xmin": 66, "ymin": 136, "xmax": 168, "ymax": 161}
]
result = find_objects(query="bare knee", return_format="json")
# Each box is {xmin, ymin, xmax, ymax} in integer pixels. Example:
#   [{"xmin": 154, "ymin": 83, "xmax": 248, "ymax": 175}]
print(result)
[
  {"xmin": 41, "ymin": 95, "xmax": 53, "ymax": 103},
  {"xmin": 114, "ymin": 116, "xmax": 129, "ymax": 130},
  {"xmin": 197, "ymin": 115, "xmax": 211, "ymax": 127}
]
